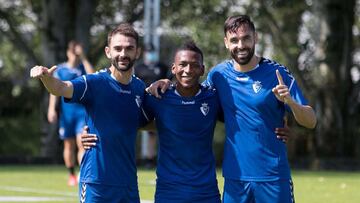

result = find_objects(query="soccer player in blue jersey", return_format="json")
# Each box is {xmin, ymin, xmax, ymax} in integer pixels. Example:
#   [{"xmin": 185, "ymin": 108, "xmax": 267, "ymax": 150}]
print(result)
[
  {"xmin": 143, "ymin": 41, "xmax": 221, "ymax": 203},
  {"xmin": 82, "ymin": 41, "xmax": 222, "ymax": 202},
  {"xmin": 47, "ymin": 41, "xmax": 94, "ymax": 186},
  {"xmin": 147, "ymin": 15, "xmax": 316, "ymax": 203},
  {"xmin": 207, "ymin": 15, "xmax": 316, "ymax": 203},
  {"xmin": 31, "ymin": 23, "xmax": 144, "ymax": 203}
]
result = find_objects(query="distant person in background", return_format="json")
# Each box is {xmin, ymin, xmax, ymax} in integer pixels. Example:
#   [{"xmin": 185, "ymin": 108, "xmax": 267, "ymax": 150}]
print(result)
[
  {"xmin": 134, "ymin": 44, "xmax": 169, "ymax": 168},
  {"xmin": 47, "ymin": 40, "xmax": 94, "ymax": 186}
]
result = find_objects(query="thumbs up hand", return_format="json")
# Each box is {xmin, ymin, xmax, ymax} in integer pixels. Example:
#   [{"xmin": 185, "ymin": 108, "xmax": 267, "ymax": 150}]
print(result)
[
  {"xmin": 272, "ymin": 69, "xmax": 293, "ymax": 105},
  {"xmin": 30, "ymin": 65, "xmax": 57, "ymax": 79}
]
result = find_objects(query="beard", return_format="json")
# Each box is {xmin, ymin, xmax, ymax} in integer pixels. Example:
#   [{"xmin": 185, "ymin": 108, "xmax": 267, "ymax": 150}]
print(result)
[
  {"xmin": 231, "ymin": 46, "xmax": 255, "ymax": 65},
  {"xmin": 111, "ymin": 56, "xmax": 135, "ymax": 72}
]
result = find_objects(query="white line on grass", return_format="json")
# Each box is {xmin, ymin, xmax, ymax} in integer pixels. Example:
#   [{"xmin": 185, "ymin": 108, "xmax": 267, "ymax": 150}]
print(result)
[
  {"xmin": 0, "ymin": 185, "xmax": 153, "ymax": 202},
  {"xmin": 0, "ymin": 196, "xmax": 75, "ymax": 202},
  {"xmin": 141, "ymin": 201, "xmax": 153, "ymax": 203},
  {"xmin": 0, "ymin": 185, "xmax": 76, "ymax": 197},
  {"xmin": 0, "ymin": 196, "xmax": 153, "ymax": 203}
]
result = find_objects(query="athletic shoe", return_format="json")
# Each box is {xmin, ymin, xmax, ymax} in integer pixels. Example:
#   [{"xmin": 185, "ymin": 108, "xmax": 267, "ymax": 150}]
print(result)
[{"xmin": 68, "ymin": 175, "xmax": 77, "ymax": 186}]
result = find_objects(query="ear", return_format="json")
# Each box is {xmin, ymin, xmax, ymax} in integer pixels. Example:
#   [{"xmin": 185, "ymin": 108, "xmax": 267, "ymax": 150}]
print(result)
[
  {"xmin": 254, "ymin": 32, "xmax": 258, "ymax": 44},
  {"xmin": 105, "ymin": 46, "xmax": 111, "ymax": 59},
  {"xmin": 171, "ymin": 63, "xmax": 176, "ymax": 75},
  {"xmin": 200, "ymin": 65, "xmax": 205, "ymax": 76},
  {"xmin": 224, "ymin": 37, "xmax": 229, "ymax": 49},
  {"xmin": 136, "ymin": 47, "xmax": 142, "ymax": 59}
]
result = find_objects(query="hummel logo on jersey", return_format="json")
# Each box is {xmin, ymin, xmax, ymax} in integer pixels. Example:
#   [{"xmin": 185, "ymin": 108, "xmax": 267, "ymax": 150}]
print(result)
[
  {"xmin": 200, "ymin": 103, "xmax": 209, "ymax": 116},
  {"xmin": 252, "ymin": 81, "xmax": 262, "ymax": 93},
  {"xmin": 182, "ymin": 100, "xmax": 195, "ymax": 105},
  {"xmin": 135, "ymin": 95, "xmax": 142, "ymax": 108},
  {"xmin": 119, "ymin": 87, "xmax": 131, "ymax": 94}
]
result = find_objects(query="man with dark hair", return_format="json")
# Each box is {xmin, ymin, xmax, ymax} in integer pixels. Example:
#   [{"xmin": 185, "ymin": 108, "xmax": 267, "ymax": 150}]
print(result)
[
  {"xmin": 143, "ymin": 41, "xmax": 221, "ymax": 202},
  {"xmin": 205, "ymin": 14, "xmax": 316, "ymax": 203},
  {"xmin": 147, "ymin": 15, "xmax": 315, "ymax": 203},
  {"xmin": 31, "ymin": 23, "xmax": 144, "ymax": 202},
  {"xmin": 47, "ymin": 40, "xmax": 94, "ymax": 186}
]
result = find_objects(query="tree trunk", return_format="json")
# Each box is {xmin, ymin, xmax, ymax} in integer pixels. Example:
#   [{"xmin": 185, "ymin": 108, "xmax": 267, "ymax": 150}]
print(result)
[{"xmin": 311, "ymin": 0, "xmax": 355, "ymax": 157}]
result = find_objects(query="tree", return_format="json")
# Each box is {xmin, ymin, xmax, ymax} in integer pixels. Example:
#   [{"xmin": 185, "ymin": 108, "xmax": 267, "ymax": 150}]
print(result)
[{"xmin": 305, "ymin": 0, "xmax": 356, "ymax": 157}]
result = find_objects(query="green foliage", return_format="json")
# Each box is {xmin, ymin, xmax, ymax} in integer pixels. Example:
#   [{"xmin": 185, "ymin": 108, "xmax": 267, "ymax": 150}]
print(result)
[
  {"xmin": 162, "ymin": 0, "xmax": 229, "ymax": 68},
  {"xmin": 0, "ymin": 74, "xmax": 43, "ymax": 155},
  {"xmin": 0, "ymin": 113, "xmax": 42, "ymax": 155}
]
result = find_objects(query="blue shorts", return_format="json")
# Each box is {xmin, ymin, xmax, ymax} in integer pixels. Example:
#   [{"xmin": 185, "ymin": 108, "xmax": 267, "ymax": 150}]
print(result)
[
  {"xmin": 79, "ymin": 182, "xmax": 140, "ymax": 203},
  {"xmin": 222, "ymin": 178, "xmax": 295, "ymax": 203},
  {"xmin": 58, "ymin": 112, "xmax": 85, "ymax": 140},
  {"xmin": 155, "ymin": 180, "xmax": 221, "ymax": 203}
]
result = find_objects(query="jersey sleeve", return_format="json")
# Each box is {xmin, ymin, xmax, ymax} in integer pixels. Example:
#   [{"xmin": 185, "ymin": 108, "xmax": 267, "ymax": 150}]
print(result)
[
  {"xmin": 53, "ymin": 68, "xmax": 60, "ymax": 80},
  {"xmin": 203, "ymin": 68, "xmax": 215, "ymax": 86},
  {"xmin": 78, "ymin": 63, "xmax": 86, "ymax": 75},
  {"xmin": 64, "ymin": 75, "xmax": 91, "ymax": 105},
  {"xmin": 139, "ymin": 94, "xmax": 155, "ymax": 127}
]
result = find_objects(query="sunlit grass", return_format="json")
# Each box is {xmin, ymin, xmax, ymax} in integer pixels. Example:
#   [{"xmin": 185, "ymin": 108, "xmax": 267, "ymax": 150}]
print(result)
[{"xmin": 0, "ymin": 165, "xmax": 359, "ymax": 203}]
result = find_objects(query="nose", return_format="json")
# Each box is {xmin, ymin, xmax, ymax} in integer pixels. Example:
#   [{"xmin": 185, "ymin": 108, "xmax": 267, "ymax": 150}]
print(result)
[
  {"xmin": 121, "ymin": 49, "xmax": 126, "ymax": 56},
  {"xmin": 119, "ymin": 48, "xmax": 126, "ymax": 57},
  {"xmin": 237, "ymin": 40, "xmax": 245, "ymax": 49},
  {"xmin": 183, "ymin": 64, "xmax": 192, "ymax": 73}
]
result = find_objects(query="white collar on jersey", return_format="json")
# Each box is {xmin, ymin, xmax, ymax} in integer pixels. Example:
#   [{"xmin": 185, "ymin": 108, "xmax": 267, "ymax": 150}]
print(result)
[
  {"xmin": 110, "ymin": 73, "xmax": 133, "ymax": 83},
  {"xmin": 174, "ymin": 88, "xmax": 202, "ymax": 97}
]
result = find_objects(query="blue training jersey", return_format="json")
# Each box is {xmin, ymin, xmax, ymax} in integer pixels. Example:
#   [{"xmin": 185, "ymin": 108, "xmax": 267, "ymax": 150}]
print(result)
[
  {"xmin": 65, "ymin": 69, "xmax": 146, "ymax": 186},
  {"xmin": 54, "ymin": 63, "xmax": 86, "ymax": 117},
  {"xmin": 206, "ymin": 58, "xmax": 308, "ymax": 181},
  {"xmin": 143, "ymin": 85, "xmax": 221, "ymax": 195}
]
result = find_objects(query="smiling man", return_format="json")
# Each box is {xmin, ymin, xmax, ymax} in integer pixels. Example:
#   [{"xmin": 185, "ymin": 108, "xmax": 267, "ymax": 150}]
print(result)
[
  {"xmin": 30, "ymin": 23, "xmax": 144, "ymax": 203},
  {"xmin": 205, "ymin": 15, "xmax": 316, "ymax": 203},
  {"xmin": 142, "ymin": 41, "xmax": 221, "ymax": 202}
]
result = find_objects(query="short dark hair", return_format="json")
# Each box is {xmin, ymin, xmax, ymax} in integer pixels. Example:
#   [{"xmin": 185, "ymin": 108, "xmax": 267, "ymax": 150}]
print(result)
[
  {"xmin": 107, "ymin": 23, "xmax": 139, "ymax": 46},
  {"xmin": 224, "ymin": 15, "xmax": 255, "ymax": 35},
  {"xmin": 67, "ymin": 40, "xmax": 79, "ymax": 51},
  {"xmin": 175, "ymin": 40, "xmax": 204, "ymax": 63}
]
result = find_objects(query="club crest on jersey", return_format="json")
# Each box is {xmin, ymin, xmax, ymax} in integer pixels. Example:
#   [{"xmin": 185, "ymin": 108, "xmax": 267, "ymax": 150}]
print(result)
[
  {"xmin": 135, "ymin": 95, "xmax": 142, "ymax": 108},
  {"xmin": 252, "ymin": 81, "xmax": 262, "ymax": 93},
  {"xmin": 200, "ymin": 103, "xmax": 209, "ymax": 116}
]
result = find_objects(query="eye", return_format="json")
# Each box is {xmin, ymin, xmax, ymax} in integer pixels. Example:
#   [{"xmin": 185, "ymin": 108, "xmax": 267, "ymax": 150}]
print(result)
[
  {"xmin": 126, "ymin": 46, "xmax": 134, "ymax": 51},
  {"xmin": 243, "ymin": 36, "xmax": 252, "ymax": 42},
  {"xmin": 114, "ymin": 47, "xmax": 122, "ymax": 51},
  {"xmin": 190, "ymin": 63, "xmax": 201, "ymax": 69},
  {"xmin": 179, "ymin": 63, "xmax": 187, "ymax": 67},
  {"xmin": 230, "ymin": 38, "xmax": 238, "ymax": 44}
]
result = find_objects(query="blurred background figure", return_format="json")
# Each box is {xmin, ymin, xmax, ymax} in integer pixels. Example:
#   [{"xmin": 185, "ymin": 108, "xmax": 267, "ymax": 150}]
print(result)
[
  {"xmin": 47, "ymin": 40, "xmax": 94, "ymax": 186},
  {"xmin": 135, "ymin": 44, "xmax": 169, "ymax": 168}
]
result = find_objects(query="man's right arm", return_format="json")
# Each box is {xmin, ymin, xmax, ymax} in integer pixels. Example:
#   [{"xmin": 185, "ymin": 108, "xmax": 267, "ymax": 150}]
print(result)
[
  {"xmin": 30, "ymin": 65, "xmax": 74, "ymax": 99},
  {"xmin": 145, "ymin": 79, "xmax": 172, "ymax": 98}
]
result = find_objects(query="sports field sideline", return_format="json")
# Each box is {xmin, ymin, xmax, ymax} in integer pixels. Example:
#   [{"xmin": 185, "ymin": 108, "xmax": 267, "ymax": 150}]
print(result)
[{"xmin": 0, "ymin": 165, "xmax": 359, "ymax": 203}]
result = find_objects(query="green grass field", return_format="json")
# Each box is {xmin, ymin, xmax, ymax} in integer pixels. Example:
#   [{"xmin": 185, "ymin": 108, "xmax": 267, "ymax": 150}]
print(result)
[{"xmin": 0, "ymin": 165, "xmax": 359, "ymax": 203}]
